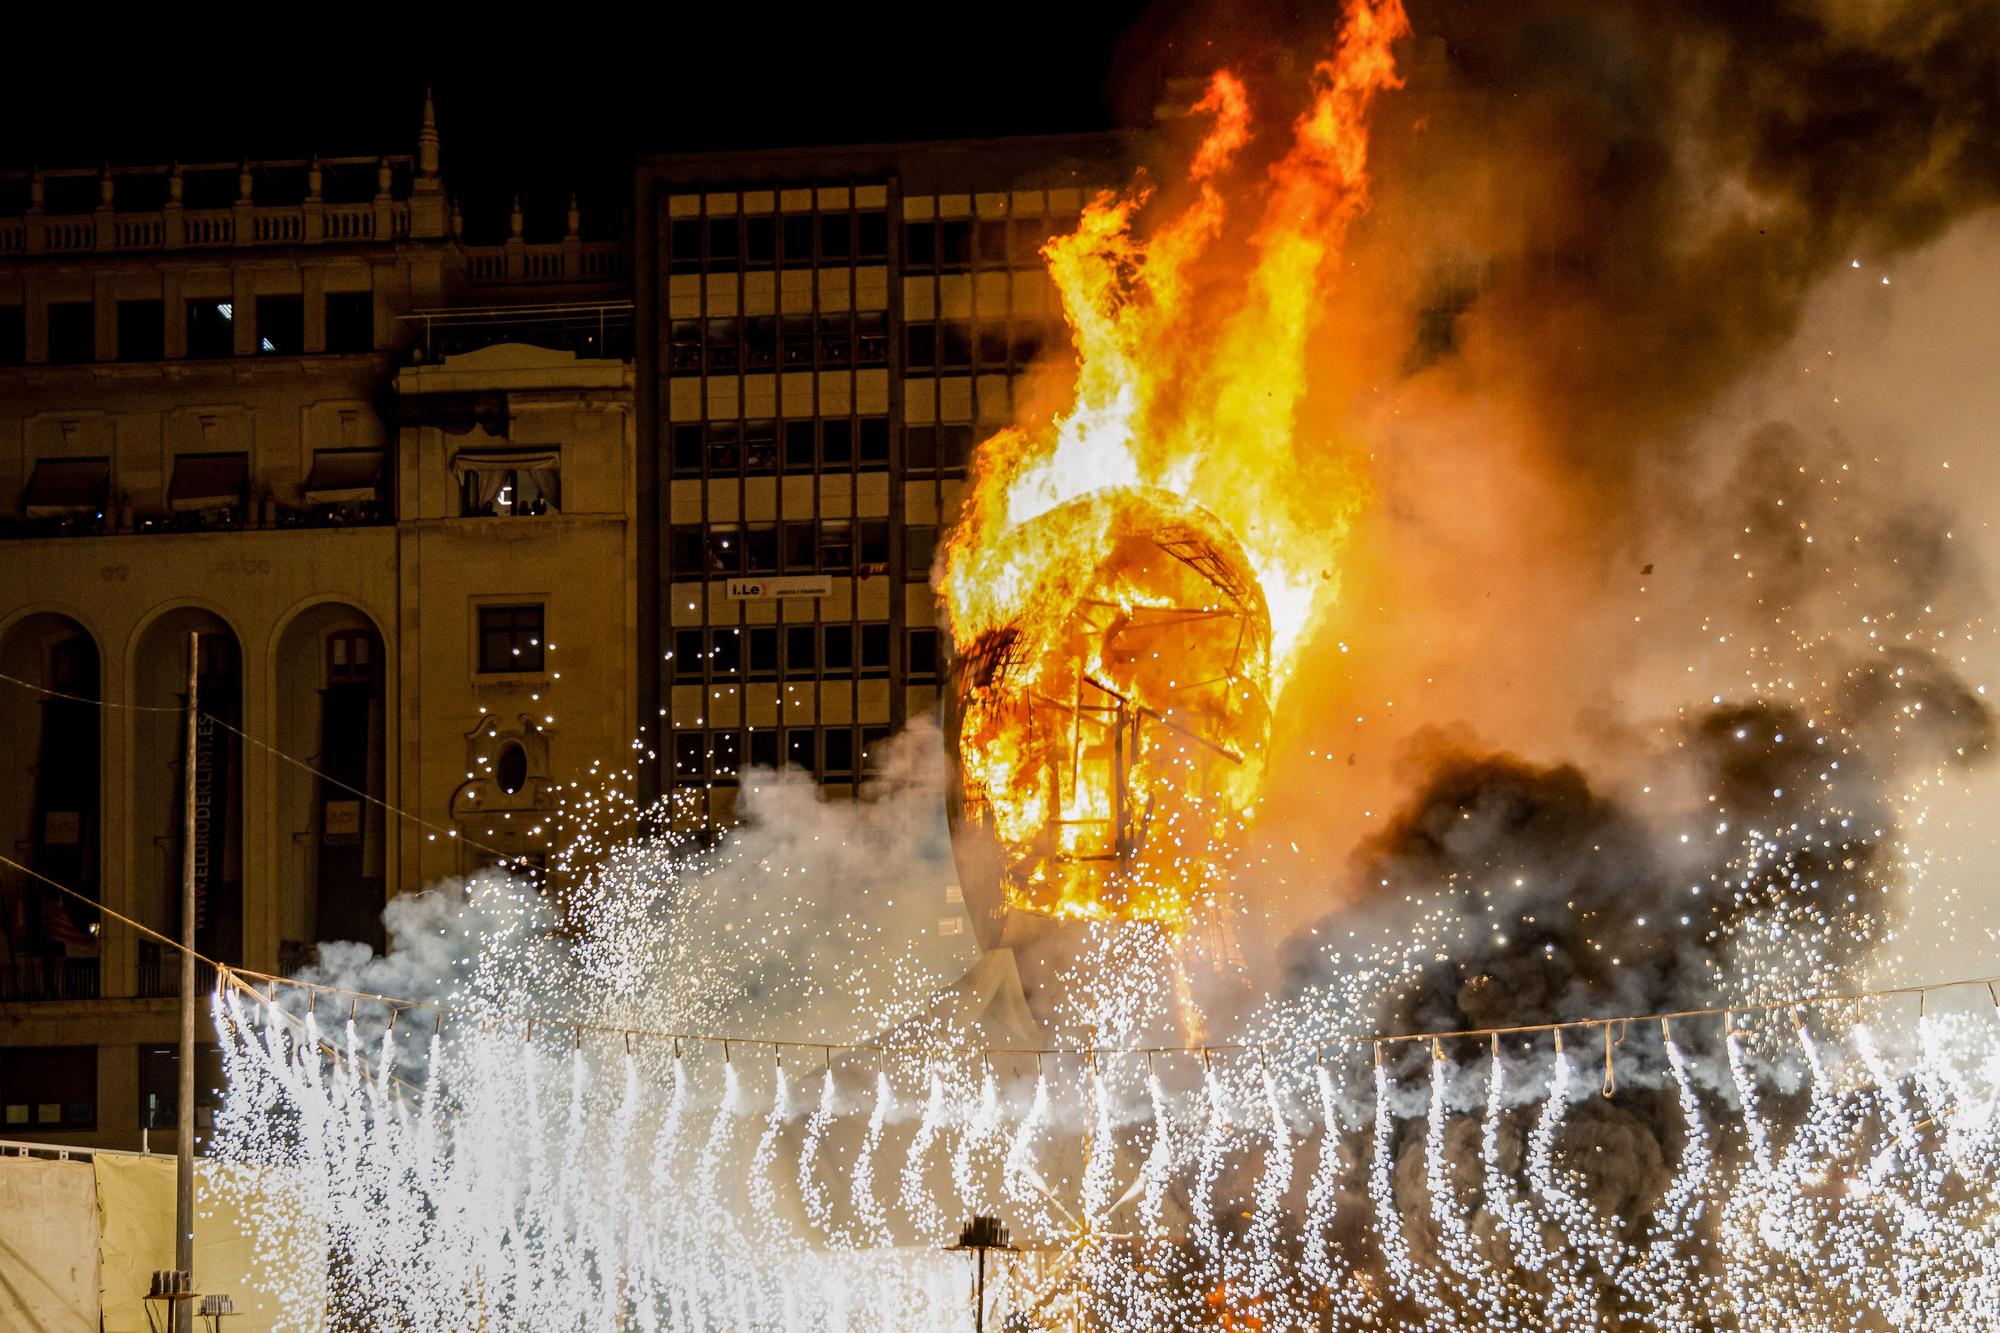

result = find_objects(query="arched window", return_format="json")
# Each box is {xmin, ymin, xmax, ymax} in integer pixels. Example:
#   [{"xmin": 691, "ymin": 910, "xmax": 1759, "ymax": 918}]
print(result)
[
  {"xmin": 325, "ymin": 629, "xmax": 376, "ymax": 685},
  {"xmin": 495, "ymin": 741, "xmax": 528, "ymax": 795}
]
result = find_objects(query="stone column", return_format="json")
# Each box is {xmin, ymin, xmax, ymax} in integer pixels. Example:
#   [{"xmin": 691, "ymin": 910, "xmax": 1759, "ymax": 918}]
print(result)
[
  {"xmin": 93, "ymin": 166, "xmax": 115, "ymax": 251},
  {"xmin": 162, "ymin": 165, "xmax": 184, "ymax": 249}
]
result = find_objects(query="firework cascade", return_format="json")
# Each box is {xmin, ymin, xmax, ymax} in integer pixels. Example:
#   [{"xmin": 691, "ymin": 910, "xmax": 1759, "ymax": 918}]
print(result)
[{"xmin": 211, "ymin": 0, "xmax": 2000, "ymax": 1327}]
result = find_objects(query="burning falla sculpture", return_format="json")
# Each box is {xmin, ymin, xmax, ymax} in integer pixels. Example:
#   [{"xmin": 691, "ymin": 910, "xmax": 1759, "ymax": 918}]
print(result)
[
  {"xmin": 930, "ymin": 5, "xmax": 1407, "ymax": 1013},
  {"xmin": 943, "ymin": 487, "xmax": 1272, "ymax": 952}
]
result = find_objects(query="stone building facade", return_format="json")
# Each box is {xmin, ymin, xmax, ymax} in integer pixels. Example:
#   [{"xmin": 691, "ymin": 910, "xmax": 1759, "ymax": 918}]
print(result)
[{"xmin": 0, "ymin": 98, "xmax": 637, "ymax": 1149}]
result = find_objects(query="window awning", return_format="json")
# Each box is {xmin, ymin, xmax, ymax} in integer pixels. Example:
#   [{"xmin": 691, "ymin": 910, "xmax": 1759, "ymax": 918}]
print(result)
[
  {"xmin": 168, "ymin": 452, "xmax": 248, "ymax": 512},
  {"xmin": 303, "ymin": 448, "xmax": 385, "ymax": 504},
  {"xmin": 23, "ymin": 457, "xmax": 109, "ymax": 519},
  {"xmin": 450, "ymin": 448, "xmax": 559, "ymax": 479}
]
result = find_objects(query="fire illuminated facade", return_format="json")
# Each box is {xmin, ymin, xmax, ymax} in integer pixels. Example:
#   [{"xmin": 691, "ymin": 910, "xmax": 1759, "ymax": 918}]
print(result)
[
  {"xmin": 633, "ymin": 136, "xmax": 1138, "ymax": 831},
  {"xmin": 0, "ymin": 98, "xmax": 638, "ymax": 1150}
]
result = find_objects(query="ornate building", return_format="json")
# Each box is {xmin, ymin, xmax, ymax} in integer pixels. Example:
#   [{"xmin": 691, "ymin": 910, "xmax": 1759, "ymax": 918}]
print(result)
[{"xmin": 0, "ymin": 97, "xmax": 637, "ymax": 1150}]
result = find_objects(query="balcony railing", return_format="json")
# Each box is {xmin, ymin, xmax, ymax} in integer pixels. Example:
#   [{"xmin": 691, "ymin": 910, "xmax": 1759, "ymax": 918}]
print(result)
[
  {"xmin": 400, "ymin": 300, "xmax": 634, "ymax": 363},
  {"xmin": 0, "ymin": 156, "xmax": 428, "ymax": 257},
  {"xmin": 0, "ymin": 959, "xmax": 101, "ymax": 1002},
  {"xmin": 461, "ymin": 239, "xmax": 628, "ymax": 287},
  {"xmin": 0, "ymin": 497, "xmax": 393, "ymax": 543}
]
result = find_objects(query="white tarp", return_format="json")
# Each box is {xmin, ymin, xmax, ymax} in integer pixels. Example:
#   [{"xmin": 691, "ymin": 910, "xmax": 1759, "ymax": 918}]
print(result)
[
  {"xmin": 0, "ymin": 1154, "xmax": 322, "ymax": 1333},
  {"xmin": 0, "ymin": 1157, "xmax": 100, "ymax": 1333}
]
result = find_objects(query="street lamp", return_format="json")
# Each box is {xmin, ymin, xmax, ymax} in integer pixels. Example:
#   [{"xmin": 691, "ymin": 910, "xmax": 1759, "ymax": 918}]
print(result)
[{"xmin": 948, "ymin": 1214, "xmax": 1017, "ymax": 1333}]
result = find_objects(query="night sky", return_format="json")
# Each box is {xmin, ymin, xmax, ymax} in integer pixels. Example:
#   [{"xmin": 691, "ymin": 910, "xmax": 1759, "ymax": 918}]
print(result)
[{"xmin": 0, "ymin": 16, "xmax": 1173, "ymax": 239}]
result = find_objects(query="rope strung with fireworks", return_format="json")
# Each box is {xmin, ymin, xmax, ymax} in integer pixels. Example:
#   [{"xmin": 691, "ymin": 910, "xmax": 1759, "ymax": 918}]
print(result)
[{"xmin": 8, "ymin": 847, "xmax": 1992, "ymax": 1077}]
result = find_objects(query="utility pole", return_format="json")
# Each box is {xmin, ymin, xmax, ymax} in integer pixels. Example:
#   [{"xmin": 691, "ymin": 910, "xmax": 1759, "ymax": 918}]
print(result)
[{"xmin": 176, "ymin": 630, "xmax": 198, "ymax": 1333}]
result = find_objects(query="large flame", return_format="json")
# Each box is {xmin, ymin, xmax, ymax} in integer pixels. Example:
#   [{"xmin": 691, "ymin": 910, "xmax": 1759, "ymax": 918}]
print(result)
[{"xmin": 941, "ymin": 0, "xmax": 1409, "ymax": 926}]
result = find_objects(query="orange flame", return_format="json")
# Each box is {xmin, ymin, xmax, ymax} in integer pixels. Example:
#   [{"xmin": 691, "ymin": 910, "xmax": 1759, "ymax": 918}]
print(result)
[{"xmin": 941, "ymin": 0, "xmax": 1410, "ymax": 926}]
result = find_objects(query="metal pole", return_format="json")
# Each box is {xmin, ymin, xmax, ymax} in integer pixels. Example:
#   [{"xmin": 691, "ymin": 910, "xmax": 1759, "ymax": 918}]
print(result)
[
  {"xmin": 975, "ymin": 1247, "xmax": 985, "ymax": 1333},
  {"xmin": 176, "ymin": 630, "xmax": 198, "ymax": 1333}
]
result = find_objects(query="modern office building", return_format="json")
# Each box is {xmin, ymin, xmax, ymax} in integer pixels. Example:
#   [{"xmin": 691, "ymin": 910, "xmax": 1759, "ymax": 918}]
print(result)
[
  {"xmin": 633, "ymin": 134, "xmax": 1139, "ymax": 829},
  {"xmin": 0, "ymin": 98, "xmax": 637, "ymax": 1149}
]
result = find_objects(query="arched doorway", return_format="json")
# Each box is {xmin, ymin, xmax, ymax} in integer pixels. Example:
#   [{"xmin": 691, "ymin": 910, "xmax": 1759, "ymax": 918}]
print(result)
[
  {"xmin": 131, "ymin": 610, "xmax": 242, "ymax": 985},
  {"xmin": 0, "ymin": 614, "xmax": 102, "ymax": 999},
  {"xmin": 274, "ymin": 605, "xmax": 386, "ymax": 957}
]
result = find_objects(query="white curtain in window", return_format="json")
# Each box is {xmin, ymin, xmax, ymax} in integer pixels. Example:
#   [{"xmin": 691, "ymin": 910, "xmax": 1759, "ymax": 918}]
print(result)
[
  {"xmin": 451, "ymin": 450, "xmax": 558, "ymax": 515},
  {"xmin": 465, "ymin": 469, "xmax": 507, "ymax": 514},
  {"xmin": 528, "ymin": 467, "xmax": 561, "ymax": 513}
]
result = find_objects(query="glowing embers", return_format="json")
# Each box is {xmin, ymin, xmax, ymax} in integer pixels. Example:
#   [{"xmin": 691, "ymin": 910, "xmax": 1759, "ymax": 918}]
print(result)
[{"xmin": 949, "ymin": 488, "xmax": 1272, "ymax": 924}]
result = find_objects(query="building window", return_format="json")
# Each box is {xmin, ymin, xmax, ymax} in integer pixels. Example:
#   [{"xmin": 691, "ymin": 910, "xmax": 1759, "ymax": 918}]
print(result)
[
  {"xmin": 325, "ymin": 630, "xmax": 376, "ymax": 685},
  {"xmin": 859, "ymin": 520, "xmax": 890, "ymax": 570},
  {"xmin": 116, "ymin": 300, "xmax": 165, "ymax": 361},
  {"xmin": 822, "ymin": 726, "xmax": 855, "ymax": 777},
  {"xmin": 671, "ymin": 628, "xmax": 705, "ymax": 682},
  {"xmin": 325, "ymin": 291, "xmax": 374, "ymax": 353},
  {"xmin": 785, "ymin": 625, "xmax": 816, "ymax": 672},
  {"xmin": 709, "ymin": 628, "xmax": 741, "ymax": 675},
  {"xmin": 781, "ymin": 316, "xmax": 814, "ymax": 368},
  {"xmin": 748, "ymin": 420, "xmax": 785, "ymax": 474},
  {"xmin": 747, "ymin": 627, "xmax": 778, "ymax": 678},
  {"xmin": 906, "ymin": 322, "xmax": 936, "ymax": 373},
  {"xmin": 939, "ymin": 320, "xmax": 973, "ymax": 370},
  {"xmin": 669, "ymin": 528, "xmax": 704, "ymax": 578},
  {"xmin": 187, "ymin": 300, "xmax": 234, "ymax": 358},
  {"xmin": 745, "ymin": 318, "xmax": 778, "ymax": 371},
  {"xmin": 782, "ymin": 213, "xmax": 814, "ymax": 268},
  {"xmin": 255, "ymin": 295, "xmax": 303, "ymax": 355},
  {"xmin": 819, "ymin": 522, "xmax": 853, "ymax": 573},
  {"xmin": 939, "ymin": 220, "xmax": 973, "ymax": 271},
  {"xmin": 22, "ymin": 457, "xmax": 109, "ymax": 527},
  {"xmin": 857, "ymin": 211, "xmax": 888, "ymax": 261},
  {"xmin": 909, "ymin": 628, "xmax": 941, "ymax": 681},
  {"xmin": 785, "ymin": 728, "xmax": 817, "ymax": 772},
  {"xmin": 457, "ymin": 452, "xmax": 560, "ymax": 517},
  {"xmin": 1, "ymin": 1045, "xmax": 96, "ymax": 1131},
  {"xmin": 906, "ymin": 524, "xmax": 937, "ymax": 581},
  {"xmin": 821, "ymin": 419, "xmax": 853, "ymax": 467},
  {"xmin": 908, "ymin": 424, "xmax": 976, "ymax": 475},
  {"xmin": 783, "ymin": 420, "xmax": 816, "ymax": 470},
  {"xmin": 782, "ymin": 522, "xmax": 817, "ymax": 572},
  {"xmin": 819, "ymin": 314, "xmax": 852, "ymax": 368},
  {"xmin": 904, "ymin": 221, "xmax": 936, "ymax": 269},
  {"xmin": 136, "ymin": 1044, "xmax": 221, "ymax": 1133},
  {"xmin": 705, "ymin": 318, "xmax": 740, "ymax": 373},
  {"xmin": 976, "ymin": 219, "xmax": 1009, "ymax": 269},
  {"xmin": 670, "ymin": 424, "xmax": 703, "ymax": 476},
  {"xmin": 669, "ymin": 320, "xmax": 702, "ymax": 373},
  {"xmin": 167, "ymin": 451, "xmax": 249, "ymax": 523},
  {"xmin": 303, "ymin": 448, "xmax": 386, "ymax": 511},
  {"xmin": 477, "ymin": 605, "xmax": 544, "ymax": 673},
  {"xmin": 704, "ymin": 527, "xmax": 742, "ymax": 575},
  {"xmin": 749, "ymin": 729, "xmax": 779, "ymax": 769},
  {"xmin": 819, "ymin": 213, "xmax": 852, "ymax": 264},
  {"xmin": 669, "ymin": 219, "xmax": 703, "ymax": 274},
  {"xmin": 860, "ymin": 623, "xmax": 891, "ymax": 676},
  {"xmin": 744, "ymin": 216, "xmax": 776, "ymax": 268},
  {"xmin": 0, "ymin": 305, "xmax": 23, "ymax": 365},
  {"xmin": 673, "ymin": 732, "xmax": 706, "ymax": 781},
  {"xmin": 495, "ymin": 742, "xmax": 529, "ymax": 795},
  {"xmin": 859, "ymin": 417, "xmax": 890, "ymax": 467},
  {"xmin": 47, "ymin": 301, "xmax": 94, "ymax": 364},
  {"xmin": 823, "ymin": 624, "xmax": 853, "ymax": 673},
  {"xmin": 706, "ymin": 216, "xmax": 739, "ymax": 267},
  {"xmin": 743, "ymin": 524, "xmax": 779, "ymax": 574}
]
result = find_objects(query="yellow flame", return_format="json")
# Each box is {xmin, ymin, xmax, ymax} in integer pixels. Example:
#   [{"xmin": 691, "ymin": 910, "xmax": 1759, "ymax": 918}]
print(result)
[{"xmin": 941, "ymin": 0, "xmax": 1410, "ymax": 924}]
